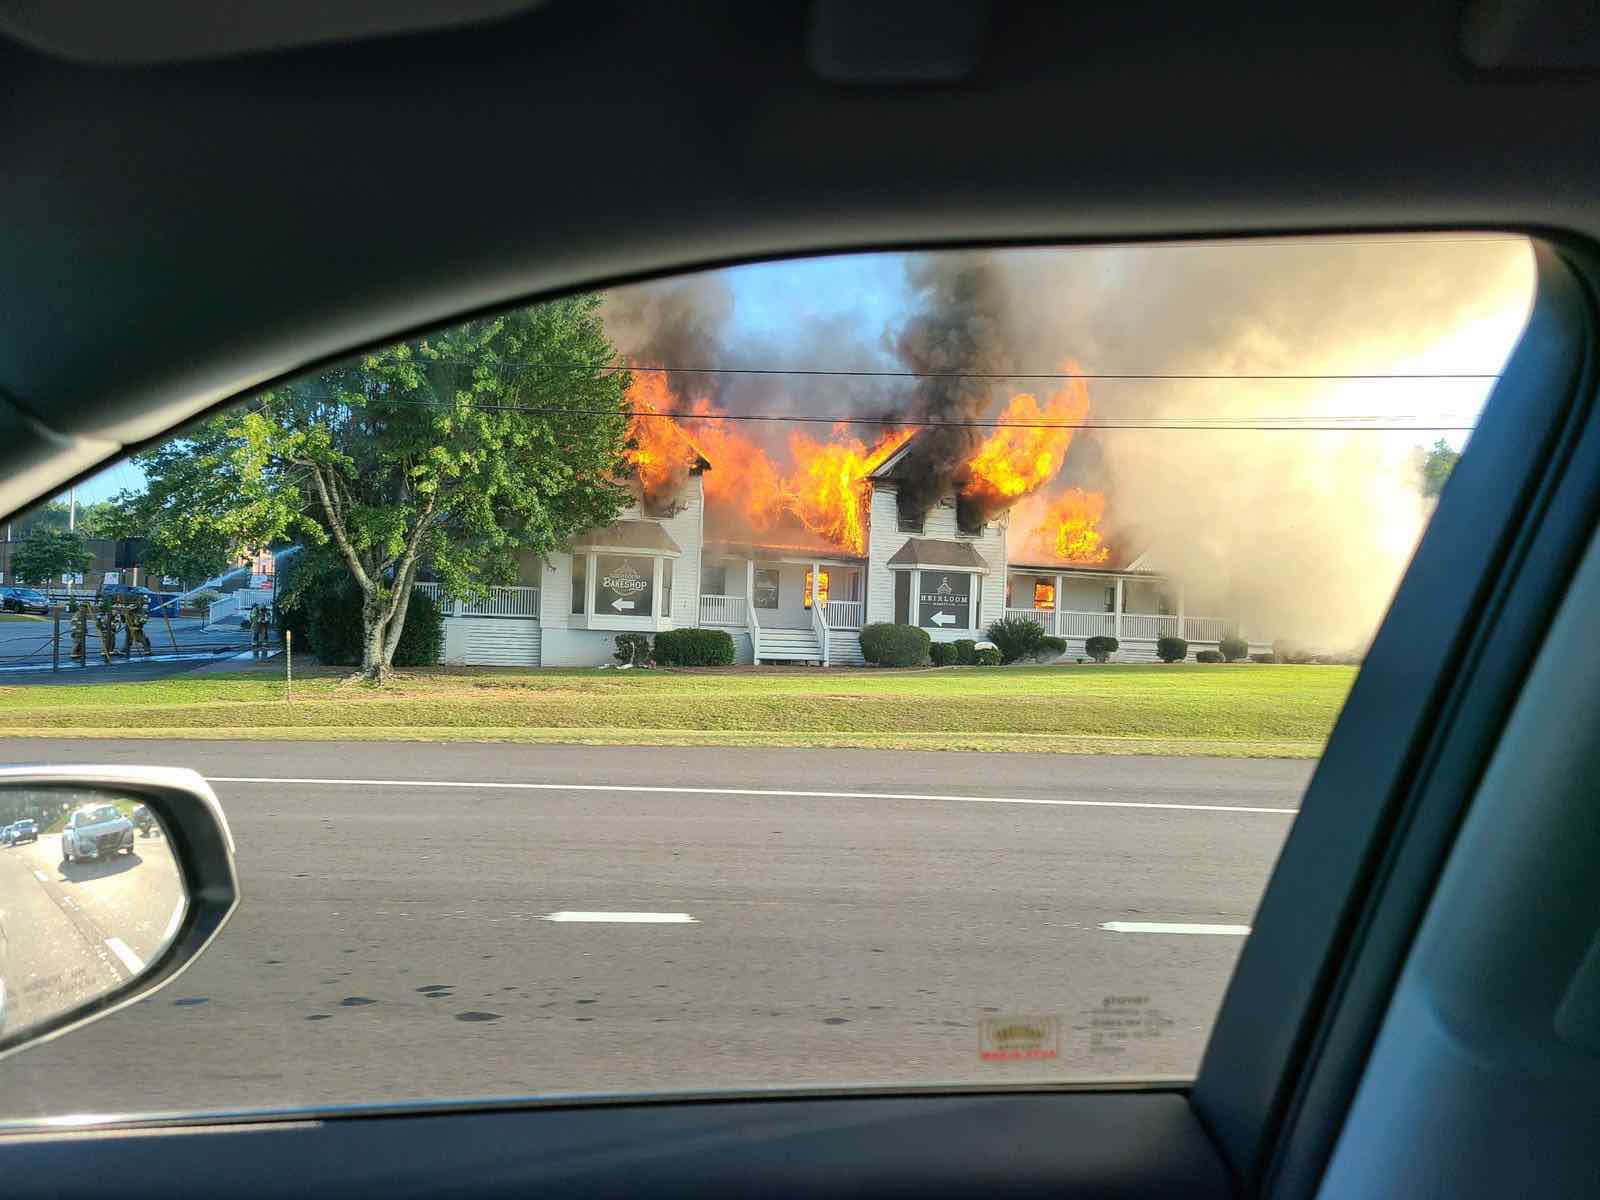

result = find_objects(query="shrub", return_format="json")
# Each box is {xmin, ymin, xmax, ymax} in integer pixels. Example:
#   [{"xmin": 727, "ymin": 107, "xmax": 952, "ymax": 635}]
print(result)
[
  {"xmin": 188, "ymin": 589, "xmax": 223, "ymax": 610},
  {"xmin": 1037, "ymin": 635, "xmax": 1067, "ymax": 660},
  {"xmin": 306, "ymin": 578, "xmax": 443, "ymax": 667},
  {"xmin": 1219, "ymin": 634, "xmax": 1248, "ymax": 662},
  {"xmin": 613, "ymin": 632, "xmax": 652, "ymax": 665},
  {"xmin": 1084, "ymin": 635, "xmax": 1119, "ymax": 663},
  {"xmin": 929, "ymin": 642, "xmax": 958, "ymax": 666},
  {"xmin": 1195, "ymin": 649, "xmax": 1225, "ymax": 663},
  {"xmin": 1272, "ymin": 638, "xmax": 1314, "ymax": 664},
  {"xmin": 986, "ymin": 617, "xmax": 1049, "ymax": 663},
  {"xmin": 859, "ymin": 623, "xmax": 932, "ymax": 667},
  {"xmin": 1156, "ymin": 635, "xmax": 1189, "ymax": 663},
  {"xmin": 973, "ymin": 646, "xmax": 1002, "ymax": 666},
  {"xmin": 953, "ymin": 638, "xmax": 977, "ymax": 665},
  {"xmin": 653, "ymin": 627, "xmax": 735, "ymax": 666},
  {"xmin": 1250, "ymin": 652, "xmax": 1277, "ymax": 664}
]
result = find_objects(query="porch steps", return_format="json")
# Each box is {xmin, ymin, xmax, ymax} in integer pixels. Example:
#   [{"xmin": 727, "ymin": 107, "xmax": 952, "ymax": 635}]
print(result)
[
  {"xmin": 828, "ymin": 630, "xmax": 865, "ymax": 666},
  {"xmin": 756, "ymin": 627, "xmax": 824, "ymax": 664}
]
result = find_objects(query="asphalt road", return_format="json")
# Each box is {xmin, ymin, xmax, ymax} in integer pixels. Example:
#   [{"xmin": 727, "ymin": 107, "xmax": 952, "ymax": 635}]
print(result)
[
  {"xmin": 0, "ymin": 613, "xmax": 251, "ymax": 677},
  {"xmin": 0, "ymin": 828, "xmax": 184, "ymax": 1033},
  {"xmin": 0, "ymin": 740, "xmax": 1313, "ymax": 1122}
]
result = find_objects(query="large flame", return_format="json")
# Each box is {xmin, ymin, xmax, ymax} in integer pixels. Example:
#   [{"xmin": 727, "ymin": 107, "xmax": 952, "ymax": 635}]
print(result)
[
  {"xmin": 623, "ymin": 373, "xmax": 710, "ymax": 513},
  {"xmin": 783, "ymin": 426, "xmax": 913, "ymax": 554},
  {"xmin": 1017, "ymin": 487, "xmax": 1112, "ymax": 564},
  {"xmin": 958, "ymin": 375, "xmax": 1089, "ymax": 517}
]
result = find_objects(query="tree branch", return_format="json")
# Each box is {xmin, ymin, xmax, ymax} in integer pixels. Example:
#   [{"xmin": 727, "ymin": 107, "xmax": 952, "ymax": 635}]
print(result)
[{"xmin": 307, "ymin": 465, "xmax": 373, "ymax": 593}]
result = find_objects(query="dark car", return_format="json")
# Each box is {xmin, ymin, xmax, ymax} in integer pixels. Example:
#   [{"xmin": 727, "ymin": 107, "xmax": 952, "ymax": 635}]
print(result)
[
  {"xmin": 0, "ymin": 585, "xmax": 49, "ymax": 614},
  {"xmin": 8, "ymin": 818, "xmax": 37, "ymax": 845}
]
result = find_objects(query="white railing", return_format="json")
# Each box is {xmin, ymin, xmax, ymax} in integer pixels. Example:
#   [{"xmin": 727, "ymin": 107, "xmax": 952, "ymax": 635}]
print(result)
[
  {"xmin": 460, "ymin": 586, "xmax": 540, "ymax": 618},
  {"xmin": 1003, "ymin": 607, "xmax": 1051, "ymax": 629},
  {"xmin": 699, "ymin": 594, "xmax": 747, "ymax": 626},
  {"xmin": 415, "ymin": 582, "xmax": 540, "ymax": 619},
  {"xmin": 207, "ymin": 594, "xmax": 239, "ymax": 626},
  {"xmin": 824, "ymin": 599, "xmax": 864, "ymax": 629},
  {"xmin": 1121, "ymin": 613, "xmax": 1181, "ymax": 640},
  {"xmin": 1183, "ymin": 616, "xmax": 1230, "ymax": 643},
  {"xmin": 1057, "ymin": 610, "xmax": 1115, "ymax": 638}
]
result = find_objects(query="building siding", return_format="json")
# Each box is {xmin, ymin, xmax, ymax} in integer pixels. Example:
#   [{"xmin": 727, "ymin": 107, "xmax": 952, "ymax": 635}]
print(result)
[{"xmin": 865, "ymin": 484, "xmax": 1007, "ymax": 642}]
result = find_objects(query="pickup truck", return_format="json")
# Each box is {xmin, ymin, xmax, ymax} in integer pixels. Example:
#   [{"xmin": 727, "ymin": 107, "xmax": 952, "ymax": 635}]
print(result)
[{"xmin": 61, "ymin": 804, "xmax": 136, "ymax": 863}]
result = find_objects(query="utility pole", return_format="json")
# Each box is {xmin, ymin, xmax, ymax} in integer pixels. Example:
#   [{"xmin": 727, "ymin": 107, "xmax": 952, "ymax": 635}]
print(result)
[{"xmin": 68, "ymin": 486, "xmax": 77, "ymax": 531}]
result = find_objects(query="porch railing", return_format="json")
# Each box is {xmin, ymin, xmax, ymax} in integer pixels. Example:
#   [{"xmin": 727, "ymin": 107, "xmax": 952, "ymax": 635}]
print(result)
[
  {"xmin": 414, "ymin": 582, "xmax": 540, "ymax": 619},
  {"xmin": 1002, "ymin": 606, "xmax": 1051, "ymax": 629},
  {"xmin": 1183, "ymin": 616, "xmax": 1230, "ymax": 643},
  {"xmin": 823, "ymin": 599, "xmax": 863, "ymax": 629},
  {"xmin": 1057, "ymin": 610, "xmax": 1116, "ymax": 638},
  {"xmin": 1121, "ymin": 613, "xmax": 1181, "ymax": 640},
  {"xmin": 699, "ymin": 594, "xmax": 746, "ymax": 626}
]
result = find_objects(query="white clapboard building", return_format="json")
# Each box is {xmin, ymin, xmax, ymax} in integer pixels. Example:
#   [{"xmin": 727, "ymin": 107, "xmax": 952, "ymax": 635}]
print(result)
[{"xmin": 421, "ymin": 442, "xmax": 1263, "ymax": 667}]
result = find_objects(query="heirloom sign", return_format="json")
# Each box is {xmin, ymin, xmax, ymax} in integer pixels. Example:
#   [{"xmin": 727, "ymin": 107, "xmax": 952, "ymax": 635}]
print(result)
[
  {"xmin": 917, "ymin": 572, "xmax": 972, "ymax": 630},
  {"xmin": 597, "ymin": 556, "xmax": 653, "ymax": 615}
]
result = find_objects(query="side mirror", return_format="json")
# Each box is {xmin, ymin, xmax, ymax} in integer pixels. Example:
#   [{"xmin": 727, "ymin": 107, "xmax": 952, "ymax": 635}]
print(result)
[{"xmin": 0, "ymin": 766, "xmax": 238, "ymax": 1058}]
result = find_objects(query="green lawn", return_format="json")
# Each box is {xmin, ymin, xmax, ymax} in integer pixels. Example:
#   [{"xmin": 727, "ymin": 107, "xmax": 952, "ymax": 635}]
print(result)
[{"xmin": 0, "ymin": 663, "xmax": 1357, "ymax": 758}]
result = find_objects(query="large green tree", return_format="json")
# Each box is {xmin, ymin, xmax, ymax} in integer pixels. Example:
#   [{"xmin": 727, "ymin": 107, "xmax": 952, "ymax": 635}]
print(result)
[
  {"xmin": 10, "ymin": 527, "xmax": 91, "ymax": 585},
  {"xmin": 125, "ymin": 294, "xmax": 631, "ymax": 680}
]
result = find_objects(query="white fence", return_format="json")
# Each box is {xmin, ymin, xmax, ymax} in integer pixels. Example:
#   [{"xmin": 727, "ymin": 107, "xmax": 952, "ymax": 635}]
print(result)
[
  {"xmin": 1001, "ymin": 607, "xmax": 1229, "ymax": 643},
  {"xmin": 1002, "ymin": 607, "xmax": 1051, "ymax": 629},
  {"xmin": 699, "ymin": 594, "xmax": 746, "ymax": 626},
  {"xmin": 1058, "ymin": 610, "xmax": 1115, "ymax": 638},
  {"xmin": 824, "ymin": 599, "xmax": 864, "ymax": 629},
  {"xmin": 414, "ymin": 582, "xmax": 541, "ymax": 619},
  {"xmin": 1183, "ymin": 616, "xmax": 1230, "ymax": 642}
]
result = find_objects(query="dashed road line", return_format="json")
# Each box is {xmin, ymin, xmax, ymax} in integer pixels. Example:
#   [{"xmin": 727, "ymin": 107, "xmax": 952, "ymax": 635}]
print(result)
[
  {"xmin": 542, "ymin": 912, "xmax": 698, "ymax": 924},
  {"xmin": 104, "ymin": 937, "xmax": 145, "ymax": 975},
  {"xmin": 1100, "ymin": 921, "xmax": 1251, "ymax": 935}
]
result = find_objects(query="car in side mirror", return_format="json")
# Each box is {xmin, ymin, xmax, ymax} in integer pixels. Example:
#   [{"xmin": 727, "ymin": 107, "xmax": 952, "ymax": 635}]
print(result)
[{"xmin": 0, "ymin": 766, "xmax": 237, "ymax": 1057}]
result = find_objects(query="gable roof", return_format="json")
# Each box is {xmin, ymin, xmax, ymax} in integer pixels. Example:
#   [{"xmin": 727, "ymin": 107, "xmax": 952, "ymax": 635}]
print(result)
[
  {"xmin": 885, "ymin": 538, "xmax": 991, "ymax": 573},
  {"xmin": 572, "ymin": 520, "xmax": 682, "ymax": 557}
]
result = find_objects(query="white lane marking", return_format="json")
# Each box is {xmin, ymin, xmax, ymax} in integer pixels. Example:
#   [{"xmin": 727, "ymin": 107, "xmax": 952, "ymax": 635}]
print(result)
[
  {"xmin": 1100, "ymin": 921, "xmax": 1252, "ymax": 936},
  {"xmin": 33, "ymin": 869, "xmax": 48, "ymax": 882},
  {"xmin": 207, "ymin": 776, "xmax": 1296, "ymax": 816},
  {"xmin": 104, "ymin": 937, "xmax": 145, "ymax": 974},
  {"xmin": 163, "ymin": 899, "xmax": 184, "ymax": 942},
  {"xmin": 542, "ymin": 912, "xmax": 697, "ymax": 924},
  {"xmin": 61, "ymin": 895, "xmax": 76, "ymax": 909}
]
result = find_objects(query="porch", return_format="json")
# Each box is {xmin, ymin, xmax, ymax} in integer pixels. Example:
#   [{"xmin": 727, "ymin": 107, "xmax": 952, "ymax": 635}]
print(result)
[
  {"xmin": 698, "ymin": 551, "xmax": 866, "ymax": 665},
  {"xmin": 413, "ymin": 582, "xmax": 543, "ymax": 666},
  {"xmin": 1003, "ymin": 569, "xmax": 1239, "ymax": 659}
]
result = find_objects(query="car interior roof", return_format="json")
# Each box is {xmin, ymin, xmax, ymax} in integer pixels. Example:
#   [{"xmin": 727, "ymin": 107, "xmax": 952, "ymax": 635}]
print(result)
[{"xmin": 2, "ymin": 0, "xmax": 1600, "ymax": 519}]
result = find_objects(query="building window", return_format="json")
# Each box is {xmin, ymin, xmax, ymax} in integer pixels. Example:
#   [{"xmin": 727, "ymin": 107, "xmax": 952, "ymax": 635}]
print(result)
[
  {"xmin": 595, "ymin": 554, "xmax": 654, "ymax": 617},
  {"xmin": 701, "ymin": 565, "xmax": 727, "ymax": 595},
  {"xmin": 897, "ymin": 507, "xmax": 924, "ymax": 534},
  {"xmin": 917, "ymin": 571, "xmax": 972, "ymax": 631},
  {"xmin": 753, "ymin": 568, "xmax": 780, "ymax": 610},
  {"xmin": 1104, "ymin": 585, "xmax": 1116, "ymax": 613},
  {"xmin": 894, "ymin": 570, "xmax": 910, "ymax": 624},
  {"xmin": 571, "ymin": 554, "xmax": 587, "ymax": 615},
  {"xmin": 1034, "ymin": 580, "xmax": 1055, "ymax": 610}
]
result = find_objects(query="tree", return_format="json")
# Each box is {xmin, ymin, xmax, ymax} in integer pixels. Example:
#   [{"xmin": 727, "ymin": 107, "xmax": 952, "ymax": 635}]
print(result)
[
  {"xmin": 1420, "ymin": 438, "xmax": 1460, "ymax": 499},
  {"xmin": 10, "ymin": 527, "xmax": 91, "ymax": 585},
  {"xmin": 124, "ymin": 294, "xmax": 632, "ymax": 681},
  {"xmin": 106, "ymin": 487, "xmax": 237, "ymax": 588}
]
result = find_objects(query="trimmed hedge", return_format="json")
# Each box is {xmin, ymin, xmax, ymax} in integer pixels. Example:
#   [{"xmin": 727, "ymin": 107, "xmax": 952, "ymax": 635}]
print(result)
[
  {"xmin": 1038, "ymin": 635, "xmax": 1067, "ymax": 659},
  {"xmin": 1195, "ymin": 649, "xmax": 1225, "ymax": 663},
  {"xmin": 859, "ymin": 623, "xmax": 932, "ymax": 667},
  {"xmin": 307, "ymin": 579, "xmax": 443, "ymax": 668},
  {"xmin": 1218, "ymin": 634, "xmax": 1248, "ymax": 663},
  {"xmin": 1250, "ymin": 652, "xmax": 1277, "ymax": 663},
  {"xmin": 1156, "ymin": 635, "xmax": 1189, "ymax": 663},
  {"xmin": 973, "ymin": 646, "xmax": 1002, "ymax": 666},
  {"xmin": 614, "ymin": 632, "xmax": 652, "ymax": 665},
  {"xmin": 986, "ymin": 616, "xmax": 1050, "ymax": 663},
  {"xmin": 1084, "ymin": 635, "xmax": 1119, "ymax": 663},
  {"xmin": 653, "ymin": 627, "xmax": 735, "ymax": 667},
  {"xmin": 929, "ymin": 642, "xmax": 958, "ymax": 666},
  {"xmin": 953, "ymin": 638, "xmax": 977, "ymax": 665}
]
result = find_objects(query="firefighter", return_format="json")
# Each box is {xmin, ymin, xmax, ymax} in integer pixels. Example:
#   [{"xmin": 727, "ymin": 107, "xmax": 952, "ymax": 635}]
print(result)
[
  {"xmin": 126, "ymin": 599, "xmax": 152, "ymax": 657},
  {"xmin": 69, "ymin": 600, "xmax": 88, "ymax": 664},
  {"xmin": 94, "ymin": 599, "xmax": 117, "ymax": 664},
  {"xmin": 251, "ymin": 602, "xmax": 271, "ymax": 655}
]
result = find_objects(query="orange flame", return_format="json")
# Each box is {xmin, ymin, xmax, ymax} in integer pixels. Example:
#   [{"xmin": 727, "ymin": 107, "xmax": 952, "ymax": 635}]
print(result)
[
  {"xmin": 623, "ymin": 373, "xmax": 710, "ymax": 512},
  {"xmin": 1018, "ymin": 487, "xmax": 1111, "ymax": 564},
  {"xmin": 783, "ymin": 426, "xmax": 913, "ymax": 554},
  {"xmin": 959, "ymin": 375, "xmax": 1089, "ymax": 516}
]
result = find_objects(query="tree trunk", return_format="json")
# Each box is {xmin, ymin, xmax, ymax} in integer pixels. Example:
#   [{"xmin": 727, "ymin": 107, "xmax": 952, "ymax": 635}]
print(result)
[{"xmin": 360, "ymin": 586, "xmax": 388, "ymax": 683}]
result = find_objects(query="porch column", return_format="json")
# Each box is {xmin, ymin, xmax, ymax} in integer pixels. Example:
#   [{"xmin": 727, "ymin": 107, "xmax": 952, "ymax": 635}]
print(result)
[
  {"xmin": 1176, "ymin": 580, "xmax": 1186, "ymax": 640},
  {"xmin": 1054, "ymin": 574, "xmax": 1064, "ymax": 637},
  {"xmin": 1114, "ymin": 577, "xmax": 1124, "ymax": 643},
  {"xmin": 812, "ymin": 559, "xmax": 821, "ymax": 611},
  {"xmin": 747, "ymin": 558, "xmax": 758, "ymax": 664}
]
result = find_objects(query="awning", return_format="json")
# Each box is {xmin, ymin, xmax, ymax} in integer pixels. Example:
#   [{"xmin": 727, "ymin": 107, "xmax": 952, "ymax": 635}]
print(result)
[
  {"xmin": 571, "ymin": 520, "xmax": 682, "ymax": 557},
  {"xmin": 885, "ymin": 538, "xmax": 991, "ymax": 573}
]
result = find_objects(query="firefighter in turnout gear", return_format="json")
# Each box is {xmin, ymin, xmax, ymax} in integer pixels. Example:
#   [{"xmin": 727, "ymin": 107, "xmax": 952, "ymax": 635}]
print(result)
[
  {"xmin": 125, "ymin": 599, "xmax": 152, "ymax": 657},
  {"xmin": 94, "ymin": 599, "xmax": 117, "ymax": 663},
  {"xmin": 251, "ymin": 602, "xmax": 270, "ymax": 655},
  {"xmin": 69, "ymin": 600, "xmax": 88, "ymax": 664}
]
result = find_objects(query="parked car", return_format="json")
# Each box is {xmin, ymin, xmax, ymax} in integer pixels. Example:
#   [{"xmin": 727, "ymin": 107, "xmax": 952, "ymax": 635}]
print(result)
[
  {"xmin": 60, "ymin": 804, "xmax": 134, "ymax": 863},
  {"xmin": 0, "ymin": 585, "xmax": 50, "ymax": 614},
  {"xmin": 9, "ymin": 818, "xmax": 37, "ymax": 845}
]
